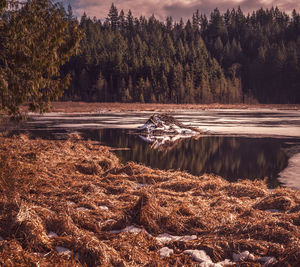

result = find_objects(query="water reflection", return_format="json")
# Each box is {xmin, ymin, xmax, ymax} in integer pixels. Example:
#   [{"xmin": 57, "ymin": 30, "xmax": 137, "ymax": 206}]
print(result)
[{"xmin": 91, "ymin": 129, "xmax": 290, "ymax": 188}]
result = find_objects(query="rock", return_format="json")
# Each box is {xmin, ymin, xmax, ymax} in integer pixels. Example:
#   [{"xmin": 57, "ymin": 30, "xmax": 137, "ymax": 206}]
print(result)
[
  {"xmin": 184, "ymin": 249, "xmax": 212, "ymax": 263},
  {"xmin": 233, "ymin": 251, "xmax": 250, "ymax": 262},
  {"xmin": 55, "ymin": 246, "xmax": 72, "ymax": 256},
  {"xmin": 158, "ymin": 247, "xmax": 174, "ymax": 258},
  {"xmin": 47, "ymin": 231, "xmax": 58, "ymax": 238}
]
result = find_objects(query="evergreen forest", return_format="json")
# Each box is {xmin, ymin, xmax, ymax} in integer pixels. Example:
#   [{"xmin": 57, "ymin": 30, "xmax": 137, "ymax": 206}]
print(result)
[{"xmin": 62, "ymin": 4, "xmax": 300, "ymax": 104}]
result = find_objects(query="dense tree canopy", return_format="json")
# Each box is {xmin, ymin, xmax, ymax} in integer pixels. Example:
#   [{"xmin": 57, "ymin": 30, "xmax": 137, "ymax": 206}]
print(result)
[
  {"xmin": 0, "ymin": 0, "xmax": 81, "ymax": 115},
  {"xmin": 62, "ymin": 5, "xmax": 300, "ymax": 104},
  {"xmin": 1, "ymin": 2, "xmax": 299, "ymax": 108},
  {"xmin": 62, "ymin": 4, "xmax": 241, "ymax": 104}
]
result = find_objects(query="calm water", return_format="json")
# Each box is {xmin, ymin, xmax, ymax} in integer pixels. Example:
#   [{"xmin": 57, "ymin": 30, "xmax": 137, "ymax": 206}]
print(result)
[
  {"xmin": 5, "ymin": 109, "xmax": 300, "ymax": 189},
  {"xmin": 88, "ymin": 129, "xmax": 295, "ymax": 188}
]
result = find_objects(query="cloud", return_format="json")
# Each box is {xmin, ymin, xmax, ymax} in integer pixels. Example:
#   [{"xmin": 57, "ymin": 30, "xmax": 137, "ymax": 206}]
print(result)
[{"xmin": 64, "ymin": 0, "xmax": 300, "ymax": 21}]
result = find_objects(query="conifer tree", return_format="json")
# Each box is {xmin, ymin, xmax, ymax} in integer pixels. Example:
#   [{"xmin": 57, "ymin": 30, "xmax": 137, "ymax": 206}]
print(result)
[
  {"xmin": 0, "ymin": 0, "xmax": 81, "ymax": 115},
  {"xmin": 106, "ymin": 3, "xmax": 119, "ymax": 30}
]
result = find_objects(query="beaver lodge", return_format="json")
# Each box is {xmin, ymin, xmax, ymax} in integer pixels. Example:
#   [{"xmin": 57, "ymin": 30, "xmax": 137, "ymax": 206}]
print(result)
[
  {"xmin": 0, "ymin": 135, "xmax": 299, "ymax": 266},
  {"xmin": 137, "ymin": 114, "xmax": 203, "ymax": 149}
]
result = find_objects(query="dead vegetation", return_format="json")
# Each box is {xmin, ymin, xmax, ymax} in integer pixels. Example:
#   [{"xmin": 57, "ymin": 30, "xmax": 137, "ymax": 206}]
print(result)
[
  {"xmin": 43, "ymin": 102, "xmax": 300, "ymax": 113},
  {"xmin": 0, "ymin": 135, "xmax": 299, "ymax": 266}
]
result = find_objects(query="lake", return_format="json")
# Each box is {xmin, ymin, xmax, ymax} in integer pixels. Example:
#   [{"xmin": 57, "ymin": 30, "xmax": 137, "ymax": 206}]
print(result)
[{"xmin": 7, "ymin": 109, "xmax": 300, "ymax": 189}]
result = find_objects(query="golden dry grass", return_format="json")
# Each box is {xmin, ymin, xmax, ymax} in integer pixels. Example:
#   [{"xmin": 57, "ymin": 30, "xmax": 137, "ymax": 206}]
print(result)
[
  {"xmin": 41, "ymin": 102, "xmax": 300, "ymax": 113},
  {"xmin": 0, "ymin": 135, "xmax": 299, "ymax": 266}
]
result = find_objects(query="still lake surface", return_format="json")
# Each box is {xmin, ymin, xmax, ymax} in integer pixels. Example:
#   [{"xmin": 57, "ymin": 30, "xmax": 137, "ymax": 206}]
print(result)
[{"xmin": 11, "ymin": 109, "xmax": 300, "ymax": 189}]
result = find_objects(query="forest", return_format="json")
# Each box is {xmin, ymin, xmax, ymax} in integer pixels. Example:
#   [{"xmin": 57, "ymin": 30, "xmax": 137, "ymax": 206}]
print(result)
[{"xmin": 62, "ymin": 4, "xmax": 300, "ymax": 104}]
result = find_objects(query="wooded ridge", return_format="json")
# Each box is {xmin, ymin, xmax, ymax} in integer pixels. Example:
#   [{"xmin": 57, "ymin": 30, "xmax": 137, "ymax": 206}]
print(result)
[{"xmin": 62, "ymin": 4, "xmax": 300, "ymax": 104}]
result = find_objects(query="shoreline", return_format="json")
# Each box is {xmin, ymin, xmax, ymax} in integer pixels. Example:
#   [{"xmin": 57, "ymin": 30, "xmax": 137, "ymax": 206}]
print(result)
[
  {"xmin": 43, "ymin": 102, "xmax": 300, "ymax": 113},
  {"xmin": 0, "ymin": 135, "xmax": 299, "ymax": 266}
]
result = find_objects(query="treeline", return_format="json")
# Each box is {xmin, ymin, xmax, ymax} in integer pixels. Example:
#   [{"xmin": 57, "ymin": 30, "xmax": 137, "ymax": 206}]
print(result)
[{"xmin": 62, "ymin": 5, "xmax": 300, "ymax": 104}]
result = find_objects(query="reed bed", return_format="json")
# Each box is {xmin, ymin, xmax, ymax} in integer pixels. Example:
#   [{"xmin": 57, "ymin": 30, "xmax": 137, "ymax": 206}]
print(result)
[{"xmin": 0, "ymin": 135, "xmax": 299, "ymax": 266}]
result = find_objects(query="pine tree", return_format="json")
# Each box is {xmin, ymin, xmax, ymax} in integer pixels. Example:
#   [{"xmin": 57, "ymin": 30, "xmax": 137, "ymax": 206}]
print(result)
[{"xmin": 106, "ymin": 3, "xmax": 119, "ymax": 30}]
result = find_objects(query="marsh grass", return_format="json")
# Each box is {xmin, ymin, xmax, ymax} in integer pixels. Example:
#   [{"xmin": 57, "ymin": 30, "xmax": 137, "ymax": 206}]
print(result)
[{"xmin": 0, "ymin": 135, "xmax": 299, "ymax": 266}]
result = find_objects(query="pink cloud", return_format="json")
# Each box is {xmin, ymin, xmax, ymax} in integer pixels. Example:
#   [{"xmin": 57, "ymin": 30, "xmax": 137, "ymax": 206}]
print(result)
[{"xmin": 66, "ymin": 0, "xmax": 300, "ymax": 21}]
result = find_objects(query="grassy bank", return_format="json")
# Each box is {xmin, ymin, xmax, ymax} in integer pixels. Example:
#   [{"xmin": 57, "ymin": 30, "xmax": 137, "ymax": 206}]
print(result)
[
  {"xmin": 40, "ymin": 102, "xmax": 300, "ymax": 113},
  {"xmin": 0, "ymin": 135, "xmax": 299, "ymax": 266}
]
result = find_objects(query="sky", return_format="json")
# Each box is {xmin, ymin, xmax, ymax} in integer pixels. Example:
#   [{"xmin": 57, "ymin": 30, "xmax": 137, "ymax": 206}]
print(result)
[{"xmin": 65, "ymin": 0, "xmax": 300, "ymax": 21}]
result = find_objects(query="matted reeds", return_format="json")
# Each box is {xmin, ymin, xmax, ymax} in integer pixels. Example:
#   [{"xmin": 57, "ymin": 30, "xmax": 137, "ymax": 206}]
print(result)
[{"xmin": 0, "ymin": 135, "xmax": 299, "ymax": 266}]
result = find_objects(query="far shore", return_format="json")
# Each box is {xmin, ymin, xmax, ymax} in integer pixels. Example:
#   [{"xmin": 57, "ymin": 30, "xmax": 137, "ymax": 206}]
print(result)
[{"xmin": 43, "ymin": 102, "xmax": 300, "ymax": 113}]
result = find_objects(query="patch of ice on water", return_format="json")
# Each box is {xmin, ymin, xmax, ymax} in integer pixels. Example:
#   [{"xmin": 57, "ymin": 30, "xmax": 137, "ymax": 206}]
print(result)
[
  {"xmin": 158, "ymin": 247, "xmax": 174, "ymax": 258},
  {"xmin": 47, "ymin": 231, "xmax": 58, "ymax": 238},
  {"xmin": 156, "ymin": 233, "xmax": 197, "ymax": 243}
]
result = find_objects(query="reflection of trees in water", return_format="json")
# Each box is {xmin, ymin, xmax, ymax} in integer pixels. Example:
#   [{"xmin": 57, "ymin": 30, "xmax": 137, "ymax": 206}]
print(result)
[{"xmin": 96, "ymin": 129, "xmax": 288, "ymax": 187}]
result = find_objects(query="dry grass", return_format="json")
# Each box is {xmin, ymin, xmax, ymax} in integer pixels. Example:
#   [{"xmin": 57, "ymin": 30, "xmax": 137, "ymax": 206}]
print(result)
[
  {"xmin": 34, "ymin": 102, "xmax": 300, "ymax": 113},
  {"xmin": 0, "ymin": 135, "xmax": 299, "ymax": 266}
]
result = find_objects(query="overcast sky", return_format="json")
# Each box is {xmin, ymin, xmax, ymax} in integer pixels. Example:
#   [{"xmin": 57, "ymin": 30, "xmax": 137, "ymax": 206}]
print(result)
[{"xmin": 65, "ymin": 0, "xmax": 300, "ymax": 21}]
